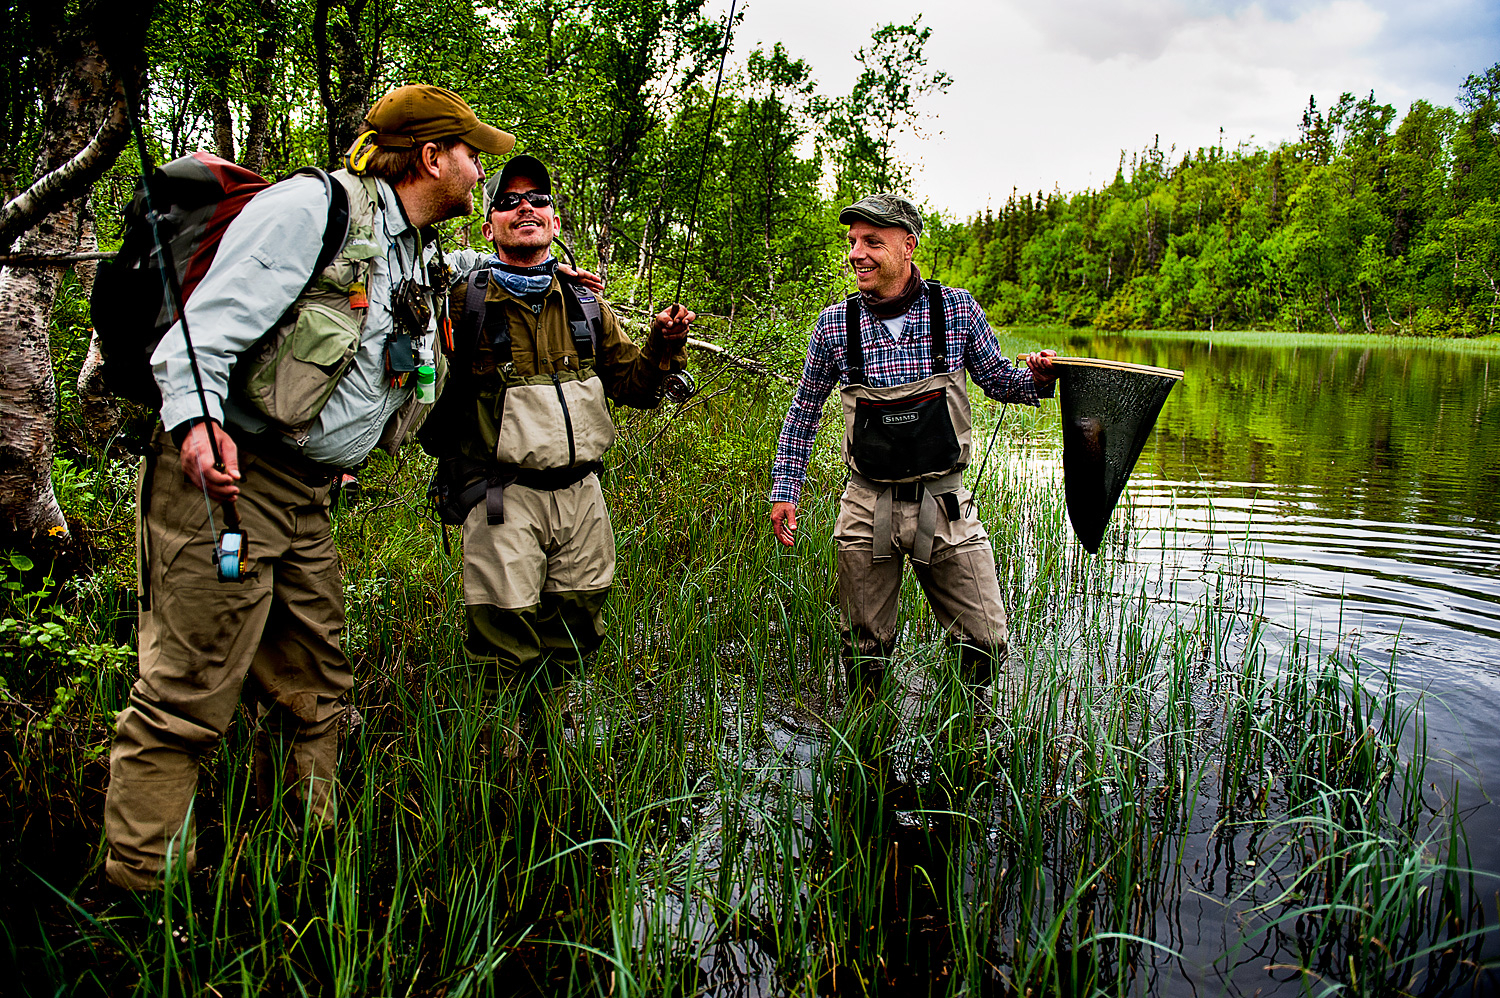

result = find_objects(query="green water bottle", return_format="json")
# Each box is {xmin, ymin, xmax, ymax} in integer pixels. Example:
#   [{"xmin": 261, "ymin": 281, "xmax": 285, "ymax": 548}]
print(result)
[{"xmin": 416, "ymin": 363, "xmax": 436, "ymax": 404}]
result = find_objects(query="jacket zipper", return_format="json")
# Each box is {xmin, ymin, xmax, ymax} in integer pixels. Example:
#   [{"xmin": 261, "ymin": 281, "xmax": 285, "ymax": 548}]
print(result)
[{"xmin": 552, "ymin": 372, "xmax": 576, "ymax": 466}]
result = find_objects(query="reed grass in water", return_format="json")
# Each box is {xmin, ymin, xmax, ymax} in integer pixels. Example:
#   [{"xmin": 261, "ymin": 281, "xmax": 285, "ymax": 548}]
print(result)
[{"xmin": 0, "ymin": 364, "xmax": 1489, "ymax": 995}]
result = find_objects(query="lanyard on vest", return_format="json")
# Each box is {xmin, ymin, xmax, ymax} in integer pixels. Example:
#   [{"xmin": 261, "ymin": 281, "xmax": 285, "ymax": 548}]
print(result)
[{"xmin": 845, "ymin": 280, "xmax": 948, "ymax": 386}]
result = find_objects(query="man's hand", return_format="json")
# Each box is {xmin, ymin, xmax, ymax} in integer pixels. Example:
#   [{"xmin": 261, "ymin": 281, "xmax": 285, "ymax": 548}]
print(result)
[
  {"xmin": 1020, "ymin": 349, "xmax": 1058, "ymax": 385},
  {"xmin": 557, "ymin": 263, "xmax": 604, "ymax": 294},
  {"xmin": 770, "ymin": 501, "xmax": 798, "ymax": 547},
  {"xmin": 179, "ymin": 421, "xmax": 241, "ymax": 503},
  {"xmin": 651, "ymin": 303, "xmax": 695, "ymax": 342}
]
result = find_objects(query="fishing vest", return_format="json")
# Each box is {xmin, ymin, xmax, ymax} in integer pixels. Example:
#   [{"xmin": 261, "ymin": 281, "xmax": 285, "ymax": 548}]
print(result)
[
  {"xmin": 233, "ymin": 170, "xmax": 391, "ymax": 438},
  {"xmin": 840, "ymin": 281, "xmax": 974, "ymax": 565}
]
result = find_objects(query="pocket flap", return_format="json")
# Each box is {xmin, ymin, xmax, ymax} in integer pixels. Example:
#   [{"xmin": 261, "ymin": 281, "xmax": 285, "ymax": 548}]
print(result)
[{"xmin": 292, "ymin": 302, "xmax": 360, "ymax": 367}]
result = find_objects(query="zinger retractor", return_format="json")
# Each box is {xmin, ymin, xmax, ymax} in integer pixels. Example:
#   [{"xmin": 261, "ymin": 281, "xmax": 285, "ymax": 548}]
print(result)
[{"xmin": 216, "ymin": 529, "xmax": 247, "ymax": 582}]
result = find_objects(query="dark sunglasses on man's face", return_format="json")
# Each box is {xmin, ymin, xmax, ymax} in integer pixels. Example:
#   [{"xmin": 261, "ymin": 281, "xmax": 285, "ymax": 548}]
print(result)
[{"xmin": 491, "ymin": 191, "xmax": 554, "ymax": 212}]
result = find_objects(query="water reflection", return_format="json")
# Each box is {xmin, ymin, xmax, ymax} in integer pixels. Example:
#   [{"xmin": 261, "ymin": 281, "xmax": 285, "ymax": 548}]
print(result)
[{"xmin": 1028, "ymin": 335, "xmax": 1500, "ymax": 674}]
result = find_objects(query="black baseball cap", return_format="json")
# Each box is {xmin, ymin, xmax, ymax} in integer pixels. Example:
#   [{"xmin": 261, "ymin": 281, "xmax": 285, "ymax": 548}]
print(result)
[{"xmin": 484, "ymin": 154, "xmax": 552, "ymax": 207}]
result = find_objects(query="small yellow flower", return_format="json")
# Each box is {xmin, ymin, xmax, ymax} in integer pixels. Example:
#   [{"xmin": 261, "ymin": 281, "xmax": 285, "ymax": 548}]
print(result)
[{"xmin": 47, "ymin": 525, "xmax": 67, "ymax": 537}]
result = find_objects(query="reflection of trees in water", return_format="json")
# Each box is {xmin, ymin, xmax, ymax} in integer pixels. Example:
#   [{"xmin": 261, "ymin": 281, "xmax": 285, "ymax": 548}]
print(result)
[{"xmin": 1089, "ymin": 336, "xmax": 1500, "ymax": 527}]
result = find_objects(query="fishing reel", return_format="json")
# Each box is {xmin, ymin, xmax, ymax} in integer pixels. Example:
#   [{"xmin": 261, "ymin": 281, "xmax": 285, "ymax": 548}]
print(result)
[{"xmin": 661, "ymin": 369, "xmax": 696, "ymax": 403}]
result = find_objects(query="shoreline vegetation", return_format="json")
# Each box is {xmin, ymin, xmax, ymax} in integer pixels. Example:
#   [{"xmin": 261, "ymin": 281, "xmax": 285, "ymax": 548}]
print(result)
[
  {"xmin": 921, "ymin": 69, "xmax": 1500, "ymax": 341},
  {"xmin": 5, "ymin": 292, "xmax": 1496, "ymax": 991}
]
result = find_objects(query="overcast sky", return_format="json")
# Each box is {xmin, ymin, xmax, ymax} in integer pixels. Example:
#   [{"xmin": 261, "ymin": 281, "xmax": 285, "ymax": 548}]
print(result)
[{"xmin": 718, "ymin": 0, "xmax": 1500, "ymax": 216}]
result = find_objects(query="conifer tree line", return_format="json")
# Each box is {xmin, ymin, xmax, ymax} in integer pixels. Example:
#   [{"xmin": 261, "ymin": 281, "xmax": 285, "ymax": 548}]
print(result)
[{"xmin": 923, "ymin": 71, "xmax": 1500, "ymax": 337}]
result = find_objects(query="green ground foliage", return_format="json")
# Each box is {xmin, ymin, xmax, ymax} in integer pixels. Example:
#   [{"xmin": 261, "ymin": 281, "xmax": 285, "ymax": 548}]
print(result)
[
  {"xmin": 1, "ymin": 289, "xmax": 1490, "ymax": 993},
  {"xmin": 922, "ymin": 69, "xmax": 1500, "ymax": 338}
]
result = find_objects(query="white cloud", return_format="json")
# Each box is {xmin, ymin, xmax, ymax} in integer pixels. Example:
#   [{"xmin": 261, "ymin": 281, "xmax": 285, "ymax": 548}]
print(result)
[{"xmin": 725, "ymin": 0, "xmax": 1497, "ymax": 215}]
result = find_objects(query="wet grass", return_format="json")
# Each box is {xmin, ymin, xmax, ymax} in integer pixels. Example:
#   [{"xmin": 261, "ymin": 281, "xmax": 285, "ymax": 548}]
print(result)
[{"xmin": 0, "ymin": 360, "xmax": 1493, "ymax": 995}]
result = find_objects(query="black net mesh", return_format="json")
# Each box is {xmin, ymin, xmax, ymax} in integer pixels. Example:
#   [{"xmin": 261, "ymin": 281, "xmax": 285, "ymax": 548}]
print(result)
[{"xmin": 1056, "ymin": 359, "xmax": 1182, "ymax": 553}]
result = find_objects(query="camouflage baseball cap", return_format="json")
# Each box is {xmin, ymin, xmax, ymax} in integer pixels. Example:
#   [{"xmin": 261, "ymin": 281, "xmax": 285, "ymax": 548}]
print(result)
[
  {"xmin": 364, "ymin": 84, "xmax": 515, "ymax": 155},
  {"xmin": 839, "ymin": 192, "xmax": 923, "ymax": 236}
]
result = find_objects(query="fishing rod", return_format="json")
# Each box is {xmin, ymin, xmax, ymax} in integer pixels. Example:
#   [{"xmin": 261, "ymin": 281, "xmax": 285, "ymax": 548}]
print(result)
[
  {"xmin": 652, "ymin": 0, "xmax": 739, "ymax": 404},
  {"xmin": 122, "ymin": 79, "xmax": 247, "ymax": 582},
  {"xmin": 670, "ymin": 0, "xmax": 738, "ymax": 311}
]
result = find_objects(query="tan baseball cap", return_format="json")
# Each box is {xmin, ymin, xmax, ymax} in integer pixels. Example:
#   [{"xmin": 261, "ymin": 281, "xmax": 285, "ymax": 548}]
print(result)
[{"xmin": 364, "ymin": 85, "xmax": 515, "ymax": 155}]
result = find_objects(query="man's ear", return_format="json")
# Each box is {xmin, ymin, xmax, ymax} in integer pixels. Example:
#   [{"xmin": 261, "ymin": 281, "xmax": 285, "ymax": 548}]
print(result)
[
  {"xmin": 481, "ymin": 219, "xmax": 495, "ymax": 242},
  {"xmin": 420, "ymin": 141, "xmax": 444, "ymax": 179}
]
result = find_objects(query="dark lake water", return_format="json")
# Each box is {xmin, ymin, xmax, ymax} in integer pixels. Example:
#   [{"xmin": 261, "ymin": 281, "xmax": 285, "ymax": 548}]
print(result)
[{"xmin": 1038, "ymin": 332, "xmax": 1500, "ymax": 989}]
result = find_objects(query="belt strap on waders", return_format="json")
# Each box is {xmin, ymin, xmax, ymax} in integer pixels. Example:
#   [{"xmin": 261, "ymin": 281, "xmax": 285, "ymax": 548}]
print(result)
[{"xmin": 852, "ymin": 469, "xmax": 963, "ymax": 566}]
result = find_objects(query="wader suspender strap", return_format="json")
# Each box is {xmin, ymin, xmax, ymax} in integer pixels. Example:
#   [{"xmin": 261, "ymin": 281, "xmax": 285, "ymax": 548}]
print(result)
[
  {"xmin": 844, "ymin": 295, "xmax": 865, "ymax": 386},
  {"xmin": 843, "ymin": 281, "xmax": 949, "ymax": 385},
  {"xmin": 925, "ymin": 281, "xmax": 948, "ymax": 373},
  {"xmin": 459, "ymin": 268, "xmax": 490, "ymax": 369},
  {"xmin": 561, "ymin": 279, "xmax": 601, "ymax": 358}
]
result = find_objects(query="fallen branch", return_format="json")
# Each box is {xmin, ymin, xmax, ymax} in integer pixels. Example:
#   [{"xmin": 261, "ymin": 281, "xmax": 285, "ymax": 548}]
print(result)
[
  {"xmin": 685, "ymin": 336, "xmax": 797, "ymax": 388},
  {"xmin": 0, "ymin": 250, "xmax": 117, "ymax": 267}
]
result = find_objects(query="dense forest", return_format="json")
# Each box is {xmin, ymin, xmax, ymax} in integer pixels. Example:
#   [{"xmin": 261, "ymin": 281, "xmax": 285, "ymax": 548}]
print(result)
[
  {"xmin": 921, "ymin": 75, "xmax": 1500, "ymax": 337},
  {"xmin": 4, "ymin": 3, "xmax": 1496, "ymax": 338}
]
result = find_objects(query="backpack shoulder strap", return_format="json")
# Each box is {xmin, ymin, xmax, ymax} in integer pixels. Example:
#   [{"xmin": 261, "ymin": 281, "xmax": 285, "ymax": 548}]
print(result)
[
  {"xmin": 287, "ymin": 167, "xmax": 351, "ymax": 275},
  {"xmin": 559, "ymin": 277, "xmax": 600, "ymax": 358},
  {"xmin": 844, "ymin": 294, "xmax": 865, "ymax": 386},
  {"xmin": 925, "ymin": 280, "xmax": 948, "ymax": 374}
]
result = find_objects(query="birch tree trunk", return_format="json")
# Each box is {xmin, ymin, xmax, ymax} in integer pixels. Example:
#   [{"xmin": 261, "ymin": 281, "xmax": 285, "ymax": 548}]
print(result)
[
  {"xmin": 0, "ymin": 200, "xmax": 86, "ymax": 558},
  {"xmin": 0, "ymin": 1, "xmax": 149, "ymax": 564}
]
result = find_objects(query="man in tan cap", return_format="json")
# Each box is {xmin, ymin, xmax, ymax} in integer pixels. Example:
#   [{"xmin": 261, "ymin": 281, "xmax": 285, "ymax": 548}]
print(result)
[
  {"xmin": 102, "ymin": 85, "xmax": 511, "ymax": 890},
  {"xmin": 769, "ymin": 192, "xmax": 1057, "ymax": 699}
]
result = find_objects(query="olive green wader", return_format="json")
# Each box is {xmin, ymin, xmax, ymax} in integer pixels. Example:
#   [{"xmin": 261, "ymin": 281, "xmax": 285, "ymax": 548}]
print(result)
[
  {"xmin": 835, "ymin": 285, "xmax": 1009, "ymax": 694},
  {"xmin": 105, "ymin": 431, "xmax": 350, "ymax": 890}
]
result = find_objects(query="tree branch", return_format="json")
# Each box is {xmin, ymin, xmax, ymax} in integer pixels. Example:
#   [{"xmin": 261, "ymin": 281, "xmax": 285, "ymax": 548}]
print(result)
[{"xmin": 0, "ymin": 92, "xmax": 130, "ymax": 251}]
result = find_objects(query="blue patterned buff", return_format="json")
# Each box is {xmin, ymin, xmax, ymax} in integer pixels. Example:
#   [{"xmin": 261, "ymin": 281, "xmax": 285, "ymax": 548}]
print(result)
[{"xmin": 488, "ymin": 255, "xmax": 558, "ymax": 299}]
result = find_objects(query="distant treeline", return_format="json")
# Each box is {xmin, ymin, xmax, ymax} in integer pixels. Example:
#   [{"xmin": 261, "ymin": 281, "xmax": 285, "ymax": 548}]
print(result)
[
  {"xmin": 6, "ymin": 3, "xmax": 1494, "ymax": 337},
  {"xmin": 922, "ymin": 66, "xmax": 1500, "ymax": 337}
]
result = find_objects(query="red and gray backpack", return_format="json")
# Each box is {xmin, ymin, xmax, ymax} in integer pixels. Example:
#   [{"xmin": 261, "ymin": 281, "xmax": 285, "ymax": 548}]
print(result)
[{"xmin": 91, "ymin": 151, "xmax": 349, "ymax": 407}]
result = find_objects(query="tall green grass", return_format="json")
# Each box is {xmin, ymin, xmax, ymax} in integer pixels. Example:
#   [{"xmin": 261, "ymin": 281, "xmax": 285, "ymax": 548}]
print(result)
[{"xmin": 0, "ymin": 332, "xmax": 1490, "ymax": 995}]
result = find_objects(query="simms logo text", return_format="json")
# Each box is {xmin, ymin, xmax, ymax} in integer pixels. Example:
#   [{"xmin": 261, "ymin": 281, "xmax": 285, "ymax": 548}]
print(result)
[{"xmin": 882, "ymin": 412, "xmax": 919, "ymax": 425}]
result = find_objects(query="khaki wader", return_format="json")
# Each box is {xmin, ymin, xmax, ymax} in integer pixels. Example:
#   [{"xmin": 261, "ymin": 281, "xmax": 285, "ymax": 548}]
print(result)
[
  {"xmin": 105, "ymin": 431, "xmax": 350, "ymax": 890},
  {"xmin": 834, "ymin": 286, "xmax": 1009, "ymax": 692},
  {"xmin": 461, "ymin": 473, "xmax": 614, "ymax": 697}
]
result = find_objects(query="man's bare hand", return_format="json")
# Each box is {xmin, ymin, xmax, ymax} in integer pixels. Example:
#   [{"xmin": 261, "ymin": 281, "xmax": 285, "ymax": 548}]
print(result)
[
  {"xmin": 557, "ymin": 263, "xmax": 604, "ymax": 294},
  {"xmin": 1020, "ymin": 349, "xmax": 1058, "ymax": 384},
  {"xmin": 652, "ymin": 303, "xmax": 695, "ymax": 342},
  {"xmin": 770, "ymin": 501, "xmax": 798, "ymax": 547},
  {"xmin": 179, "ymin": 421, "xmax": 241, "ymax": 503}
]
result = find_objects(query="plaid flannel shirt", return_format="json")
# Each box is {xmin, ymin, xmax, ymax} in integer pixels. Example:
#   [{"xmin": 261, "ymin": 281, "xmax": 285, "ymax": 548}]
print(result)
[{"xmin": 769, "ymin": 286, "xmax": 1052, "ymax": 506}]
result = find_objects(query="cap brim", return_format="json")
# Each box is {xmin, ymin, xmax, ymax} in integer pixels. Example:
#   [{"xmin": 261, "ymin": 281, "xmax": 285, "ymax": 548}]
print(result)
[
  {"xmin": 463, "ymin": 122, "xmax": 516, "ymax": 156},
  {"xmin": 839, "ymin": 206, "xmax": 906, "ymax": 230}
]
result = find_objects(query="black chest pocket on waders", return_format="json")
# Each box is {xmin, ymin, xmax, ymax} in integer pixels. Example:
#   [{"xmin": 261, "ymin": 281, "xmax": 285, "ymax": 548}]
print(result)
[{"xmin": 852, "ymin": 388, "xmax": 961, "ymax": 480}]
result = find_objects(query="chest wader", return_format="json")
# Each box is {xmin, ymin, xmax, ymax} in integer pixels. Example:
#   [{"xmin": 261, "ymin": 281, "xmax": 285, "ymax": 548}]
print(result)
[
  {"xmin": 840, "ymin": 281, "xmax": 973, "ymax": 566},
  {"xmin": 423, "ymin": 269, "xmax": 607, "ymax": 548}
]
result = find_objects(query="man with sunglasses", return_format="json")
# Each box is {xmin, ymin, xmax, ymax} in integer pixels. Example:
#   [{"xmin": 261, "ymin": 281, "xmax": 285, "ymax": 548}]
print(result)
[{"xmin": 421, "ymin": 154, "xmax": 694, "ymax": 751}]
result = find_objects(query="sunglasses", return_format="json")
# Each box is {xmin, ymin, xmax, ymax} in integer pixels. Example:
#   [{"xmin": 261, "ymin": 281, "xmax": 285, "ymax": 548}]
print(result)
[{"xmin": 490, "ymin": 191, "xmax": 554, "ymax": 212}]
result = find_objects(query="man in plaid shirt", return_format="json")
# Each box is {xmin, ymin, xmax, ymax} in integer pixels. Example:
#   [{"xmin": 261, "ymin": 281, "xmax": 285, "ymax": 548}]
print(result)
[{"xmin": 770, "ymin": 192, "xmax": 1057, "ymax": 695}]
